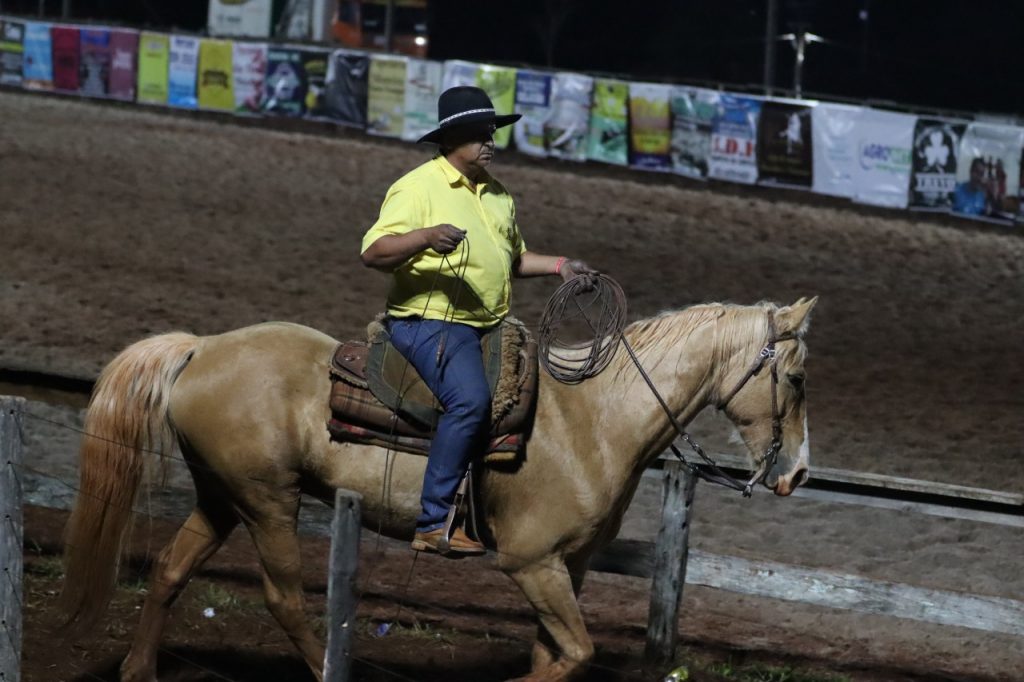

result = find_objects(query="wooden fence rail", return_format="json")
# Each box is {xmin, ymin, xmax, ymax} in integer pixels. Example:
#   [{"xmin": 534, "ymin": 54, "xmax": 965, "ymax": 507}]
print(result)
[{"xmin": 1, "ymin": 397, "xmax": 25, "ymax": 682}]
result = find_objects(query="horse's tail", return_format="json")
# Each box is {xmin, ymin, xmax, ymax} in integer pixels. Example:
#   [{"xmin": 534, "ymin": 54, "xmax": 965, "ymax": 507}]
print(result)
[{"xmin": 59, "ymin": 331, "xmax": 199, "ymax": 632}]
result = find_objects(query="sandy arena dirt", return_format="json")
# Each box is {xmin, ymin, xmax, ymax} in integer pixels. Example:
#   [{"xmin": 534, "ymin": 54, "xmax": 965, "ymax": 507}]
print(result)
[{"xmin": 2, "ymin": 91, "xmax": 1023, "ymax": 681}]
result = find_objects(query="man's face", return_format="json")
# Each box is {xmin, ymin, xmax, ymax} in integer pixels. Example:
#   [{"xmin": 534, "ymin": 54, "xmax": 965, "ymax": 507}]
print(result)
[
  {"xmin": 443, "ymin": 123, "xmax": 497, "ymax": 173},
  {"xmin": 970, "ymin": 160, "xmax": 986, "ymax": 186}
]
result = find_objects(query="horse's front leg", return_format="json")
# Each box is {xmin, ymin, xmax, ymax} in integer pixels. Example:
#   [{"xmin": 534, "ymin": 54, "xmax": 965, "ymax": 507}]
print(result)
[{"xmin": 506, "ymin": 555, "xmax": 594, "ymax": 682}]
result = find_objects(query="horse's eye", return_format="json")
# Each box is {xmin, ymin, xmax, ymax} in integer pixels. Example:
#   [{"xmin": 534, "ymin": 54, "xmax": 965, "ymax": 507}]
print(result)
[{"xmin": 788, "ymin": 373, "xmax": 805, "ymax": 392}]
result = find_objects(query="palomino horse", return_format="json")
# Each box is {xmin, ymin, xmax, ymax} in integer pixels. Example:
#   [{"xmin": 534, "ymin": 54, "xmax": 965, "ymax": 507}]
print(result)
[{"xmin": 60, "ymin": 297, "xmax": 816, "ymax": 682}]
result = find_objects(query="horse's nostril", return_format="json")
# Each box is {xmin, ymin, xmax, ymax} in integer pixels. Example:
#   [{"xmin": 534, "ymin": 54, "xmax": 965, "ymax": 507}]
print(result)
[{"xmin": 791, "ymin": 467, "xmax": 809, "ymax": 489}]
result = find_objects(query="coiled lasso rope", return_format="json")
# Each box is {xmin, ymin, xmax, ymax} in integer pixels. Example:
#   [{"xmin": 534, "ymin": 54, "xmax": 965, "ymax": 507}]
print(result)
[{"xmin": 537, "ymin": 273, "xmax": 628, "ymax": 384}]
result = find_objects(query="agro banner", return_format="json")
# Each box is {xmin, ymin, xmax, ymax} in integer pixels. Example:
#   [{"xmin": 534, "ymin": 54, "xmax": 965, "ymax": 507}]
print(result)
[
  {"xmin": 300, "ymin": 47, "xmax": 330, "ymax": 117},
  {"xmin": 546, "ymin": 72, "xmax": 592, "ymax": 162},
  {"xmin": 442, "ymin": 59, "xmax": 477, "ymax": 90},
  {"xmin": 367, "ymin": 54, "xmax": 407, "ymax": 137},
  {"xmin": 402, "ymin": 58, "xmax": 442, "ymax": 142},
  {"xmin": 137, "ymin": 32, "xmax": 169, "ymax": 105},
  {"xmin": 232, "ymin": 42, "xmax": 266, "ymax": 114},
  {"xmin": 108, "ymin": 30, "xmax": 138, "ymax": 101},
  {"xmin": 670, "ymin": 86, "xmax": 718, "ymax": 179},
  {"xmin": 0, "ymin": 18, "xmax": 25, "ymax": 87},
  {"xmin": 709, "ymin": 94, "xmax": 761, "ymax": 184},
  {"xmin": 322, "ymin": 48, "xmax": 368, "ymax": 126},
  {"xmin": 848, "ymin": 109, "xmax": 915, "ymax": 209},
  {"xmin": 587, "ymin": 78, "xmax": 628, "ymax": 166},
  {"xmin": 952, "ymin": 123, "xmax": 1024, "ymax": 222},
  {"xmin": 908, "ymin": 118, "xmax": 968, "ymax": 211},
  {"xmin": 476, "ymin": 64, "xmax": 516, "ymax": 149},
  {"xmin": 197, "ymin": 39, "xmax": 234, "ymax": 111},
  {"xmin": 51, "ymin": 25, "xmax": 80, "ymax": 92},
  {"xmin": 628, "ymin": 82, "xmax": 672, "ymax": 171},
  {"xmin": 513, "ymin": 69, "xmax": 552, "ymax": 157},
  {"xmin": 811, "ymin": 103, "xmax": 860, "ymax": 197},
  {"xmin": 22, "ymin": 21, "xmax": 52, "ymax": 91},
  {"xmin": 79, "ymin": 28, "xmax": 111, "ymax": 97},
  {"xmin": 168, "ymin": 35, "xmax": 200, "ymax": 109},
  {"xmin": 757, "ymin": 100, "xmax": 814, "ymax": 188},
  {"xmin": 208, "ymin": 0, "xmax": 273, "ymax": 38},
  {"xmin": 263, "ymin": 46, "xmax": 306, "ymax": 116}
]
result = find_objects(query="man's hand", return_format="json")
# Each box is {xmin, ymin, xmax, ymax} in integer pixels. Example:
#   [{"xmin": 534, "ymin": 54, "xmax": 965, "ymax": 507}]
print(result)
[
  {"xmin": 561, "ymin": 259, "xmax": 599, "ymax": 290},
  {"xmin": 425, "ymin": 224, "xmax": 467, "ymax": 254}
]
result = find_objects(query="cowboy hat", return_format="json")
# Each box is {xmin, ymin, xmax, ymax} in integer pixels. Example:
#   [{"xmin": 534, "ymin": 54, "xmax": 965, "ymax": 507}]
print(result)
[{"xmin": 417, "ymin": 86, "xmax": 521, "ymax": 144}]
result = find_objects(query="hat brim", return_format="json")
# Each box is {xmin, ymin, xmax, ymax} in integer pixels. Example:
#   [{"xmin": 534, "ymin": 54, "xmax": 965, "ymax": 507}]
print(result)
[{"xmin": 417, "ymin": 112, "xmax": 522, "ymax": 144}]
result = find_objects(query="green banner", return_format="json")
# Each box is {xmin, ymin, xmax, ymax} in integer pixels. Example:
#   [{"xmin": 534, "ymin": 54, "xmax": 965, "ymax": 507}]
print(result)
[
  {"xmin": 136, "ymin": 32, "xmax": 169, "ymax": 105},
  {"xmin": 587, "ymin": 78, "xmax": 628, "ymax": 166},
  {"xmin": 367, "ymin": 55, "xmax": 407, "ymax": 137},
  {"xmin": 476, "ymin": 64, "xmax": 517, "ymax": 149}
]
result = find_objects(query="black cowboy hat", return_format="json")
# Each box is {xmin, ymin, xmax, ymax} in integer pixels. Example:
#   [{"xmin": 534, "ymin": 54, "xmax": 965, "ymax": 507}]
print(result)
[{"xmin": 417, "ymin": 86, "xmax": 521, "ymax": 144}]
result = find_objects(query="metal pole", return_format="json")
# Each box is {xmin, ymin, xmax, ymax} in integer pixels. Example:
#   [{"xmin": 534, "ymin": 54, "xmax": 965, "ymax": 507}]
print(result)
[
  {"xmin": 1, "ymin": 397, "xmax": 26, "ymax": 682},
  {"xmin": 763, "ymin": 0, "xmax": 778, "ymax": 95},
  {"xmin": 38, "ymin": 0, "xmax": 45, "ymax": 18},
  {"xmin": 61, "ymin": 0, "xmax": 70, "ymax": 19},
  {"xmin": 793, "ymin": 31, "xmax": 806, "ymax": 99},
  {"xmin": 384, "ymin": 0, "xmax": 395, "ymax": 53}
]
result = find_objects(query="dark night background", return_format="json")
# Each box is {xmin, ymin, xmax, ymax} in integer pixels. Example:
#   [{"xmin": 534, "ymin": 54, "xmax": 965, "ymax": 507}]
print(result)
[{"xmin": 4, "ymin": 0, "xmax": 1022, "ymax": 117}]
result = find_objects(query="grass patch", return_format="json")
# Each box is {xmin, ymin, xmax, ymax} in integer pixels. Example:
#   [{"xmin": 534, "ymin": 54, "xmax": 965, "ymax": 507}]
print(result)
[{"xmin": 705, "ymin": 659, "xmax": 851, "ymax": 682}]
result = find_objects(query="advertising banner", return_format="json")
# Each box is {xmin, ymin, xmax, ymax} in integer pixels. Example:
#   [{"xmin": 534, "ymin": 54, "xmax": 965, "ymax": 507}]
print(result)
[
  {"xmin": 908, "ymin": 118, "xmax": 967, "ymax": 211},
  {"xmin": 757, "ymin": 100, "xmax": 814, "ymax": 188},
  {"xmin": 442, "ymin": 59, "xmax": 477, "ymax": 90},
  {"xmin": 232, "ymin": 42, "xmax": 266, "ymax": 114},
  {"xmin": 848, "ymin": 109, "xmax": 915, "ymax": 209},
  {"xmin": 322, "ymin": 48, "xmax": 368, "ymax": 126},
  {"xmin": 51, "ymin": 25, "xmax": 80, "ymax": 92},
  {"xmin": 628, "ymin": 82, "xmax": 672, "ymax": 171},
  {"xmin": 136, "ymin": 32, "xmax": 169, "ymax": 105},
  {"xmin": 545, "ymin": 72, "xmax": 592, "ymax": 162},
  {"xmin": 208, "ymin": 0, "xmax": 273, "ymax": 38},
  {"xmin": 300, "ymin": 47, "xmax": 330, "ymax": 117},
  {"xmin": 476, "ymin": 64, "xmax": 516, "ymax": 149},
  {"xmin": 22, "ymin": 21, "xmax": 52, "ymax": 90},
  {"xmin": 168, "ymin": 35, "xmax": 199, "ymax": 109},
  {"xmin": 586, "ymin": 78, "xmax": 628, "ymax": 166},
  {"xmin": 810, "ymin": 103, "xmax": 861, "ymax": 198},
  {"xmin": 0, "ymin": 18, "xmax": 25, "ymax": 87},
  {"xmin": 197, "ymin": 39, "xmax": 234, "ymax": 111},
  {"xmin": 670, "ymin": 86, "xmax": 718, "ymax": 179},
  {"xmin": 513, "ymin": 69, "xmax": 552, "ymax": 157},
  {"xmin": 709, "ymin": 94, "xmax": 761, "ymax": 184},
  {"xmin": 402, "ymin": 58, "xmax": 442, "ymax": 142},
  {"xmin": 79, "ymin": 28, "xmax": 111, "ymax": 97},
  {"xmin": 108, "ymin": 30, "xmax": 138, "ymax": 101},
  {"xmin": 263, "ymin": 46, "xmax": 306, "ymax": 116},
  {"xmin": 952, "ymin": 123, "xmax": 1024, "ymax": 222},
  {"xmin": 367, "ymin": 54, "xmax": 407, "ymax": 137}
]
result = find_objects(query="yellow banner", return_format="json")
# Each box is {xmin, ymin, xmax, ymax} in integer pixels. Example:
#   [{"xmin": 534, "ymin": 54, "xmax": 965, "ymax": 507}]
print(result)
[
  {"xmin": 367, "ymin": 55, "xmax": 407, "ymax": 137},
  {"xmin": 197, "ymin": 39, "xmax": 234, "ymax": 111},
  {"xmin": 136, "ymin": 32, "xmax": 169, "ymax": 104}
]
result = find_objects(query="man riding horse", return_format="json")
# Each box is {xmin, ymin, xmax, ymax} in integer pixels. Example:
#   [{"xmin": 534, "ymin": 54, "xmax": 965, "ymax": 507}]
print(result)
[{"xmin": 360, "ymin": 86, "xmax": 597, "ymax": 556}]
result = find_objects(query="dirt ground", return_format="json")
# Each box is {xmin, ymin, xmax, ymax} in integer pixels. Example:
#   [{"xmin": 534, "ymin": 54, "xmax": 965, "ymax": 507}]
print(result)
[{"xmin": 2, "ymin": 91, "xmax": 1023, "ymax": 681}]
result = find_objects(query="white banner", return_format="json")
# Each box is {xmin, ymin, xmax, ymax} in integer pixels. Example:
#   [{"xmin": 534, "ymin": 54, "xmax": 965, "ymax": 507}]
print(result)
[
  {"xmin": 849, "ymin": 109, "xmax": 916, "ymax": 208},
  {"xmin": 708, "ymin": 94, "xmax": 762, "ymax": 184},
  {"xmin": 402, "ymin": 58, "xmax": 442, "ymax": 142},
  {"xmin": 167, "ymin": 35, "xmax": 199, "ymax": 109},
  {"xmin": 208, "ymin": 0, "xmax": 273, "ymax": 38},
  {"xmin": 514, "ymin": 69, "xmax": 553, "ymax": 157},
  {"xmin": 811, "ymin": 103, "xmax": 861, "ymax": 198},
  {"xmin": 441, "ymin": 59, "xmax": 478, "ymax": 90},
  {"xmin": 232, "ymin": 42, "xmax": 267, "ymax": 114},
  {"xmin": 546, "ymin": 72, "xmax": 592, "ymax": 162},
  {"xmin": 953, "ymin": 123, "xmax": 1024, "ymax": 222}
]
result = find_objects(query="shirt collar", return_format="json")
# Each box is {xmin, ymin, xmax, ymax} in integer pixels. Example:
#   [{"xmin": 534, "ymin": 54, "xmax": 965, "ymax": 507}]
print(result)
[{"xmin": 435, "ymin": 155, "xmax": 488, "ymax": 190}]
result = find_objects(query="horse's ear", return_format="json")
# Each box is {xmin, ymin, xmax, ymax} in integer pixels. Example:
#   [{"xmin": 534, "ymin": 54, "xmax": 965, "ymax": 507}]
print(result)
[{"xmin": 775, "ymin": 296, "xmax": 818, "ymax": 338}]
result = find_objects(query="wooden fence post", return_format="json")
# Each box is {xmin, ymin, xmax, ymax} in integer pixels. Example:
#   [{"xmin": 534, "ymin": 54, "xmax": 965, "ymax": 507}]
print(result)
[
  {"xmin": 1, "ymin": 397, "xmax": 26, "ymax": 682},
  {"xmin": 323, "ymin": 489, "xmax": 362, "ymax": 682},
  {"xmin": 645, "ymin": 459, "xmax": 697, "ymax": 663}
]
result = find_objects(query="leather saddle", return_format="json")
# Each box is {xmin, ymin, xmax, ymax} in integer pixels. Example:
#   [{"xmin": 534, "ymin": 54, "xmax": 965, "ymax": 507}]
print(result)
[{"xmin": 327, "ymin": 317, "xmax": 538, "ymax": 462}]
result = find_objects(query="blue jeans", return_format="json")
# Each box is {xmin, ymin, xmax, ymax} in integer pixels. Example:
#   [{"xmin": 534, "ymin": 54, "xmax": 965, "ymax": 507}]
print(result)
[{"xmin": 387, "ymin": 318, "xmax": 493, "ymax": 533}]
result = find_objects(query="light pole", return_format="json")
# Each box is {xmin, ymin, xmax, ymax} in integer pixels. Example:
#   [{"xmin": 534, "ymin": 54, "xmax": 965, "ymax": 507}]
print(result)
[{"xmin": 778, "ymin": 29, "xmax": 825, "ymax": 99}]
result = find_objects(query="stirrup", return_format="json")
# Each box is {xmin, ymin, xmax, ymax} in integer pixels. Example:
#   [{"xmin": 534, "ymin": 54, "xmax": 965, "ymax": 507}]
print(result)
[{"xmin": 437, "ymin": 466, "xmax": 471, "ymax": 553}]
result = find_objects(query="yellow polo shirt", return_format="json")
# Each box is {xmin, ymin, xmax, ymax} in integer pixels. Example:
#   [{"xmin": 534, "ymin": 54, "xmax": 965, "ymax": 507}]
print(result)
[{"xmin": 361, "ymin": 156, "xmax": 527, "ymax": 327}]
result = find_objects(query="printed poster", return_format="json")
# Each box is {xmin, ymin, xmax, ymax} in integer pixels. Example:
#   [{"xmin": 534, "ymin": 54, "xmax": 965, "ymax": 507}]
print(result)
[
  {"xmin": 952, "ymin": 123, "xmax": 1024, "ymax": 222},
  {"xmin": 402, "ymin": 58, "xmax": 442, "ymax": 142},
  {"xmin": 168, "ymin": 35, "xmax": 200, "ymax": 109},
  {"xmin": 22, "ymin": 21, "xmax": 53, "ymax": 91},
  {"xmin": 300, "ymin": 47, "xmax": 330, "ymax": 117},
  {"xmin": 197, "ymin": 39, "xmax": 234, "ymax": 111},
  {"xmin": 514, "ymin": 69, "xmax": 553, "ymax": 157},
  {"xmin": 51, "ymin": 25, "xmax": 80, "ymax": 92},
  {"xmin": 586, "ymin": 78, "xmax": 628, "ymax": 166},
  {"xmin": 441, "ymin": 59, "xmax": 477, "ymax": 90},
  {"xmin": 909, "ymin": 118, "xmax": 967, "ymax": 211},
  {"xmin": 0, "ymin": 18, "xmax": 25, "ymax": 87},
  {"xmin": 232, "ymin": 41, "xmax": 267, "ymax": 114},
  {"xmin": 367, "ymin": 54, "xmax": 407, "ymax": 137},
  {"xmin": 810, "ymin": 103, "xmax": 860, "ymax": 197},
  {"xmin": 208, "ymin": 0, "xmax": 273, "ymax": 38},
  {"xmin": 476, "ymin": 64, "xmax": 516, "ymax": 149},
  {"xmin": 709, "ymin": 94, "xmax": 762, "ymax": 184},
  {"xmin": 670, "ymin": 86, "xmax": 718, "ymax": 179},
  {"xmin": 321, "ymin": 48, "xmax": 367, "ymax": 125},
  {"xmin": 136, "ymin": 32, "xmax": 169, "ymax": 105},
  {"xmin": 545, "ymin": 72, "xmax": 592, "ymax": 162},
  {"xmin": 108, "ymin": 30, "xmax": 138, "ymax": 101},
  {"xmin": 757, "ymin": 100, "xmax": 814, "ymax": 188},
  {"xmin": 628, "ymin": 82, "xmax": 672, "ymax": 171},
  {"xmin": 263, "ymin": 46, "xmax": 306, "ymax": 116},
  {"xmin": 849, "ymin": 109, "xmax": 915, "ymax": 209},
  {"xmin": 79, "ymin": 28, "xmax": 111, "ymax": 97}
]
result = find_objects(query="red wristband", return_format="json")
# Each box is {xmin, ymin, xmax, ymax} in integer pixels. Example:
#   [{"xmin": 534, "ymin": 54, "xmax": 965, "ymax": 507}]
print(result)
[{"xmin": 554, "ymin": 256, "xmax": 567, "ymax": 275}]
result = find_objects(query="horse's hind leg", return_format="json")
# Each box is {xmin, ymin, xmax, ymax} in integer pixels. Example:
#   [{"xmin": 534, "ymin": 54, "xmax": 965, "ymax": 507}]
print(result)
[{"xmin": 120, "ymin": 499, "xmax": 239, "ymax": 682}]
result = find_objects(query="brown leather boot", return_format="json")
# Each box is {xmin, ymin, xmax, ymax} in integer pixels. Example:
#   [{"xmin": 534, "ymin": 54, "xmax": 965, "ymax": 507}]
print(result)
[{"xmin": 411, "ymin": 527, "xmax": 486, "ymax": 556}]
